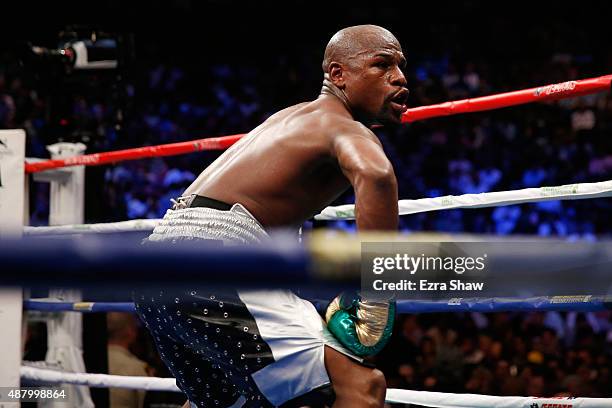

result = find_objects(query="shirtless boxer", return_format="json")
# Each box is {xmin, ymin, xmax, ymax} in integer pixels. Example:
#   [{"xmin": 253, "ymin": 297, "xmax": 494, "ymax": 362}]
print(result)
[{"xmin": 134, "ymin": 25, "xmax": 408, "ymax": 408}]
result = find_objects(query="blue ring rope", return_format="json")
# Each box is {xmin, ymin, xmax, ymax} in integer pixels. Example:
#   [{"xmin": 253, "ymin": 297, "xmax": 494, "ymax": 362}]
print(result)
[{"xmin": 25, "ymin": 296, "xmax": 610, "ymax": 314}]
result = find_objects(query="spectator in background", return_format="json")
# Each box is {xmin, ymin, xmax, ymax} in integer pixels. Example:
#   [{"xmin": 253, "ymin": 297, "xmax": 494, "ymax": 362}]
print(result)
[{"xmin": 107, "ymin": 312, "xmax": 150, "ymax": 408}]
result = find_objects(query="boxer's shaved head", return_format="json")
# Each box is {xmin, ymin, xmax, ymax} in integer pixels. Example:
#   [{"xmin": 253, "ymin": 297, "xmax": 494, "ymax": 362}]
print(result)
[
  {"xmin": 320, "ymin": 24, "xmax": 408, "ymax": 126},
  {"xmin": 322, "ymin": 25, "xmax": 401, "ymax": 73}
]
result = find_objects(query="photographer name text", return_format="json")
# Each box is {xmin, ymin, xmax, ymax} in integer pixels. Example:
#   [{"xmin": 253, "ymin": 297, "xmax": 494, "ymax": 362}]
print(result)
[{"xmin": 372, "ymin": 279, "xmax": 484, "ymax": 291}]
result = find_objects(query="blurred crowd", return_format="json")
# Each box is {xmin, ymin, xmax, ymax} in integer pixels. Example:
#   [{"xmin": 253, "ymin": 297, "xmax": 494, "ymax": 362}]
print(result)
[
  {"xmin": 5, "ymin": 10, "xmax": 612, "ymax": 406},
  {"xmin": 3, "ymin": 49, "xmax": 612, "ymax": 236},
  {"xmin": 379, "ymin": 311, "xmax": 611, "ymax": 401}
]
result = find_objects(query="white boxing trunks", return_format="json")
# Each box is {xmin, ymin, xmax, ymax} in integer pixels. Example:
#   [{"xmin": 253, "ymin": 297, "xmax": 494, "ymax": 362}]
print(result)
[{"xmin": 134, "ymin": 196, "xmax": 359, "ymax": 408}]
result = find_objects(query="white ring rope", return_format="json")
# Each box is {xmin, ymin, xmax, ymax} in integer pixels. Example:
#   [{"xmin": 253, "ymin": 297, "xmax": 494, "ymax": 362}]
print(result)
[
  {"xmin": 386, "ymin": 389, "xmax": 612, "ymax": 407},
  {"xmin": 22, "ymin": 179, "xmax": 612, "ymax": 234},
  {"xmin": 23, "ymin": 219, "xmax": 159, "ymax": 235},
  {"xmin": 21, "ymin": 365, "xmax": 180, "ymax": 392},
  {"xmin": 316, "ymin": 179, "xmax": 612, "ymax": 220},
  {"xmin": 21, "ymin": 366, "xmax": 612, "ymax": 407}
]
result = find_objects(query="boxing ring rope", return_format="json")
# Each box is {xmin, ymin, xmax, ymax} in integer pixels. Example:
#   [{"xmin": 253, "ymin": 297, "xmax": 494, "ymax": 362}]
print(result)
[
  {"xmin": 19, "ymin": 366, "xmax": 612, "ymax": 407},
  {"xmin": 24, "ymin": 295, "xmax": 612, "ymax": 315},
  {"xmin": 24, "ymin": 134, "xmax": 244, "ymax": 174},
  {"xmin": 22, "ymin": 74, "xmax": 612, "ymax": 174},
  {"xmin": 23, "ymin": 178, "xmax": 612, "ymax": 235},
  {"xmin": 21, "ymin": 365, "xmax": 180, "ymax": 392},
  {"xmin": 5, "ymin": 232, "xmax": 612, "ymax": 283},
  {"xmin": 25, "ymin": 300, "xmax": 136, "ymax": 313},
  {"xmin": 24, "ymin": 218, "xmax": 159, "ymax": 235},
  {"xmin": 401, "ymin": 74, "xmax": 612, "ymax": 123},
  {"xmin": 316, "ymin": 179, "xmax": 612, "ymax": 220},
  {"xmin": 384, "ymin": 389, "xmax": 612, "ymax": 407}
]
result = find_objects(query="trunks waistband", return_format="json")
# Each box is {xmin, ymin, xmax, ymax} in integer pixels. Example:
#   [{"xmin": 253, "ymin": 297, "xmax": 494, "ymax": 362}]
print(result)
[
  {"xmin": 189, "ymin": 195, "xmax": 232, "ymax": 211},
  {"xmin": 173, "ymin": 194, "xmax": 232, "ymax": 211}
]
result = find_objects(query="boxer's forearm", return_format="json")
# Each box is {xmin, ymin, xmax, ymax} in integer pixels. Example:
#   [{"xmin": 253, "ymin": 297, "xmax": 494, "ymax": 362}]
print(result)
[{"xmin": 353, "ymin": 171, "xmax": 398, "ymax": 230}]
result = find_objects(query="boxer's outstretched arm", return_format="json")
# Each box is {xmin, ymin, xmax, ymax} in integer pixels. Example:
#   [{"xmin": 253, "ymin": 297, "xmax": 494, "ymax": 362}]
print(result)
[{"xmin": 333, "ymin": 133, "xmax": 398, "ymax": 230}]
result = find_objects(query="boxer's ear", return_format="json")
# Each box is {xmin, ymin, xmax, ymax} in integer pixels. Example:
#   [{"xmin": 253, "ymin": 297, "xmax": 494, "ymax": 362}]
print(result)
[{"xmin": 328, "ymin": 62, "xmax": 346, "ymax": 89}]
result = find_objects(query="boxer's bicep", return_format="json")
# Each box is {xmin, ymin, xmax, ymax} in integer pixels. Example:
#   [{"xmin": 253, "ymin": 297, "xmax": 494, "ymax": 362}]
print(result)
[
  {"xmin": 333, "ymin": 134, "xmax": 391, "ymax": 183},
  {"xmin": 332, "ymin": 134, "xmax": 398, "ymax": 230}
]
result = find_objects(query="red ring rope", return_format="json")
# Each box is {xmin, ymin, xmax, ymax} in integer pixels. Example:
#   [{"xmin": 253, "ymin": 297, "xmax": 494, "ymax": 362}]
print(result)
[
  {"xmin": 25, "ymin": 134, "xmax": 243, "ymax": 173},
  {"xmin": 24, "ymin": 74, "xmax": 611, "ymax": 174},
  {"xmin": 402, "ymin": 74, "xmax": 612, "ymax": 123}
]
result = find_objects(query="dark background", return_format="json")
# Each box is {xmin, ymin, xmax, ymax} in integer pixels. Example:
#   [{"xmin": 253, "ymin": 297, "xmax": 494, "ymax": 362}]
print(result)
[{"xmin": 4, "ymin": 1, "xmax": 612, "ymax": 67}]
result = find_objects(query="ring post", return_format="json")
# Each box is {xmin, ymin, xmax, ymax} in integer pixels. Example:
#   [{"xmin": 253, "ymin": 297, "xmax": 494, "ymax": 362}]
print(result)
[
  {"xmin": 41, "ymin": 142, "xmax": 94, "ymax": 408},
  {"xmin": 0, "ymin": 130, "xmax": 25, "ymax": 406},
  {"xmin": 46, "ymin": 143, "xmax": 86, "ymax": 226}
]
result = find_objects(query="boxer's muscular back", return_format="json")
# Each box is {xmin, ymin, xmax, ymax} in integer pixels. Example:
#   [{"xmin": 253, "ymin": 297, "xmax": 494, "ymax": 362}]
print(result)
[{"xmin": 184, "ymin": 98, "xmax": 377, "ymax": 228}]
